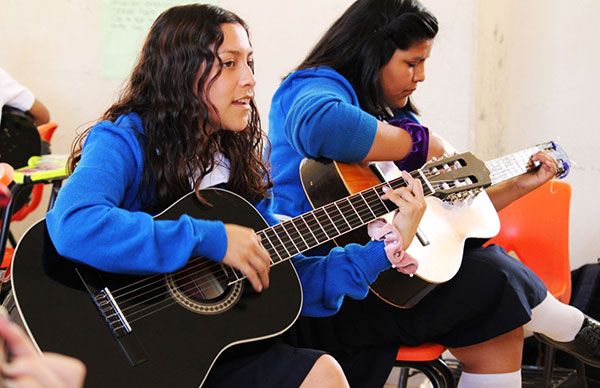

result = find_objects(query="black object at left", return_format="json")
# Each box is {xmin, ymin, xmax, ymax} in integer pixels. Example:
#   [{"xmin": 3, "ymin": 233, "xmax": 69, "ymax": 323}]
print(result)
[{"xmin": 0, "ymin": 106, "xmax": 41, "ymax": 169}]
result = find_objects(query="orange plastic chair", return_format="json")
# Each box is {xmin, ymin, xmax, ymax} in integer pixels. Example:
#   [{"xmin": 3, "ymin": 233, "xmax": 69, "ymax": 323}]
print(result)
[
  {"xmin": 393, "ymin": 181, "xmax": 573, "ymax": 388},
  {"xmin": 486, "ymin": 180, "xmax": 584, "ymax": 387},
  {"xmin": 487, "ymin": 180, "xmax": 572, "ymax": 303},
  {"xmin": 394, "ymin": 343, "xmax": 454, "ymax": 387}
]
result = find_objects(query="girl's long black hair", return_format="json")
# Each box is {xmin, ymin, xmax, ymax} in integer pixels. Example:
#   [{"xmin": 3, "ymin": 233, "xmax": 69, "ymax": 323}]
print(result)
[
  {"xmin": 69, "ymin": 4, "xmax": 271, "ymax": 211},
  {"xmin": 298, "ymin": 0, "xmax": 438, "ymax": 118}
]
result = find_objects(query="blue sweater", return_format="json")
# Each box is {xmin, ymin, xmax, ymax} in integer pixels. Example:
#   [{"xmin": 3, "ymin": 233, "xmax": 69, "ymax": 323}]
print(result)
[
  {"xmin": 269, "ymin": 66, "xmax": 420, "ymax": 218},
  {"xmin": 269, "ymin": 67, "xmax": 380, "ymax": 218},
  {"xmin": 46, "ymin": 112, "xmax": 390, "ymax": 317}
]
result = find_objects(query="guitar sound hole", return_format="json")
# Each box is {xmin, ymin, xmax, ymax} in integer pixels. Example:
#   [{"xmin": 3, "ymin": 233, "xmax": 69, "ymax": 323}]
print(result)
[
  {"xmin": 171, "ymin": 260, "xmax": 229, "ymax": 302},
  {"xmin": 166, "ymin": 259, "xmax": 243, "ymax": 315}
]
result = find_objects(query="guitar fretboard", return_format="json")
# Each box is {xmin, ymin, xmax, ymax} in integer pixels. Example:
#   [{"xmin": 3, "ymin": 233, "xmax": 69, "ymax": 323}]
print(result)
[
  {"xmin": 486, "ymin": 145, "xmax": 543, "ymax": 186},
  {"xmin": 228, "ymin": 142, "xmax": 563, "ymax": 284},
  {"xmin": 228, "ymin": 171, "xmax": 434, "ymax": 284}
]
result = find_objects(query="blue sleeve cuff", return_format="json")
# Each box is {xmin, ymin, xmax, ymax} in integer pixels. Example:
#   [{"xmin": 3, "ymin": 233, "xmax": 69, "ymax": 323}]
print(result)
[{"xmin": 351, "ymin": 240, "xmax": 391, "ymax": 281}]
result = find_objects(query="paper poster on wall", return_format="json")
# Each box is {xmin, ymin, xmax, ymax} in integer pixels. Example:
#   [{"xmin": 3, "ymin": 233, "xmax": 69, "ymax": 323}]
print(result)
[{"xmin": 101, "ymin": 0, "xmax": 218, "ymax": 79}]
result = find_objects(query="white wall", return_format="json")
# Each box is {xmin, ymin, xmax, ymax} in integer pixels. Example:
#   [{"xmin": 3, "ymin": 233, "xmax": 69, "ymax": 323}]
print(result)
[
  {"xmin": 476, "ymin": 0, "xmax": 600, "ymax": 268},
  {"xmin": 1, "ymin": 0, "xmax": 597, "ymax": 268}
]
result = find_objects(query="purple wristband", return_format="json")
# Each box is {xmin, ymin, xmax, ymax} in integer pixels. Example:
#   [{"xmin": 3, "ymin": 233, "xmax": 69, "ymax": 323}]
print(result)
[{"xmin": 388, "ymin": 117, "xmax": 430, "ymax": 172}]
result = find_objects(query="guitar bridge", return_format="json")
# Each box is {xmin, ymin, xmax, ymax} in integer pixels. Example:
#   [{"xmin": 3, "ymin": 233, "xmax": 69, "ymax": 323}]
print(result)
[
  {"xmin": 75, "ymin": 267, "xmax": 148, "ymax": 367},
  {"xmin": 95, "ymin": 287, "xmax": 132, "ymax": 337}
]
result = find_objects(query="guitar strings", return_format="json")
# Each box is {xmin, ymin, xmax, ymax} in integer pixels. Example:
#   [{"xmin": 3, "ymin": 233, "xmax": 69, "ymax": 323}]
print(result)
[
  {"xmin": 108, "ymin": 182, "xmax": 402, "ymax": 313},
  {"xmin": 108, "ymin": 168, "xmax": 422, "ymax": 301},
  {"xmin": 104, "ymin": 165, "xmax": 471, "ymax": 317},
  {"xmin": 105, "ymin": 148, "xmax": 556, "ymax": 329},
  {"xmin": 104, "ymin": 154, "xmax": 522, "ymax": 323},
  {"xmin": 105, "ymin": 170, "xmax": 435, "ymax": 322},
  {"xmin": 112, "ymin": 149, "xmax": 550, "ymax": 315}
]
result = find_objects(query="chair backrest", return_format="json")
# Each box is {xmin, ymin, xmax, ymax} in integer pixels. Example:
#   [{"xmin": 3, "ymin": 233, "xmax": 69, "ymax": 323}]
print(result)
[
  {"xmin": 10, "ymin": 121, "xmax": 59, "ymax": 222},
  {"xmin": 486, "ymin": 180, "xmax": 572, "ymax": 303}
]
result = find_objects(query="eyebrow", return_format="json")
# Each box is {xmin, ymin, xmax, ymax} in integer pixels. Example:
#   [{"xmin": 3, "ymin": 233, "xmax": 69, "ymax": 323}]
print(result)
[{"xmin": 218, "ymin": 49, "xmax": 253, "ymax": 56}]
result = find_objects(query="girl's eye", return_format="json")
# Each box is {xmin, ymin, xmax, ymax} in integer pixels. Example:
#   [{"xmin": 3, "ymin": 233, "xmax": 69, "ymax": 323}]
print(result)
[
  {"xmin": 247, "ymin": 59, "xmax": 255, "ymax": 68},
  {"xmin": 223, "ymin": 60, "xmax": 235, "ymax": 68},
  {"xmin": 407, "ymin": 62, "xmax": 417, "ymax": 68}
]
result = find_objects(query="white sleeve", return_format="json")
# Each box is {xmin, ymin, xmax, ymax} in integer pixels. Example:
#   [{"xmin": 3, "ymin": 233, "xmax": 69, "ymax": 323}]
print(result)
[{"xmin": 0, "ymin": 67, "xmax": 35, "ymax": 111}]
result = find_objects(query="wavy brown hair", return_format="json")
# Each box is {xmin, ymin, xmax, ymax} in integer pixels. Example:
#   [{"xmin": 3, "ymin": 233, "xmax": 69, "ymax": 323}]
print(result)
[{"xmin": 69, "ymin": 4, "xmax": 271, "ymax": 211}]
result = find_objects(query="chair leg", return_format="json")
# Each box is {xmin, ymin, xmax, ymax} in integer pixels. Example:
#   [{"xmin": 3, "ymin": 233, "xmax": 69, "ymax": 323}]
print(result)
[
  {"xmin": 394, "ymin": 360, "xmax": 455, "ymax": 388},
  {"xmin": 397, "ymin": 367, "xmax": 409, "ymax": 388},
  {"xmin": 543, "ymin": 343, "xmax": 555, "ymax": 388},
  {"xmin": 430, "ymin": 359, "xmax": 456, "ymax": 387},
  {"xmin": 575, "ymin": 359, "xmax": 588, "ymax": 388}
]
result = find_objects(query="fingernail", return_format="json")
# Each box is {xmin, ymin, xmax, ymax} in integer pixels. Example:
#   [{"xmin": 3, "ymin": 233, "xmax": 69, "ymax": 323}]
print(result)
[{"xmin": 382, "ymin": 186, "xmax": 390, "ymax": 192}]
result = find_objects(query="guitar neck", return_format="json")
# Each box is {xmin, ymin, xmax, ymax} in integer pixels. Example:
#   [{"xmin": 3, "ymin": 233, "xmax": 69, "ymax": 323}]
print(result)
[
  {"xmin": 485, "ymin": 145, "xmax": 544, "ymax": 186},
  {"xmin": 254, "ymin": 171, "xmax": 432, "ymax": 272}
]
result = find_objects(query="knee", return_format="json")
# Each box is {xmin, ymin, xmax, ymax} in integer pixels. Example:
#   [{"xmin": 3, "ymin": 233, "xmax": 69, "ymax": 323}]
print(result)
[
  {"xmin": 450, "ymin": 327, "xmax": 524, "ymax": 373},
  {"xmin": 301, "ymin": 354, "xmax": 349, "ymax": 388}
]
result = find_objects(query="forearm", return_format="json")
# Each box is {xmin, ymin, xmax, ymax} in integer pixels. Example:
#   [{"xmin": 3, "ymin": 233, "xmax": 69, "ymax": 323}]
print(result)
[
  {"xmin": 427, "ymin": 132, "xmax": 455, "ymax": 161},
  {"xmin": 28, "ymin": 99, "xmax": 50, "ymax": 125},
  {"xmin": 363, "ymin": 120, "xmax": 414, "ymax": 162},
  {"xmin": 486, "ymin": 174, "xmax": 543, "ymax": 212}
]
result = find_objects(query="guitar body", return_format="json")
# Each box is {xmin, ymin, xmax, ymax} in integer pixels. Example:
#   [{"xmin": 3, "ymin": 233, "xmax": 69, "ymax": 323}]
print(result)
[
  {"xmin": 11, "ymin": 189, "xmax": 302, "ymax": 387},
  {"xmin": 300, "ymin": 159, "xmax": 500, "ymax": 308}
]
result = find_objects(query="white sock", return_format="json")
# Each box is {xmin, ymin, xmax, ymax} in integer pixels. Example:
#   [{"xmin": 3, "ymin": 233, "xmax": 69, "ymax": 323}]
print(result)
[
  {"xmin": 457, "ymin": 370, "xmax": 521, "ymax": 388},
  {"xmin": 524, "ymin": 291, "xmax": 585, "ymax": 342}
]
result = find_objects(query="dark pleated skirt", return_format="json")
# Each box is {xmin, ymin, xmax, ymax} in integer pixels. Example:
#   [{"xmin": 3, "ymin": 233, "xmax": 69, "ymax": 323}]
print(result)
[
  {"xmin": 285, "ymin": 243, "xmax": 548, "ymax": 387},
  {"xmin": 204, "ymin": 341, "xmax": 324, "ymax": 387}
]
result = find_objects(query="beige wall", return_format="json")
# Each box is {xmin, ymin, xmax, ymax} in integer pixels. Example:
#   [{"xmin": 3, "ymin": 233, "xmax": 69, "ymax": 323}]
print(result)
[
  {"xmin": 1, "ymin": 0, "xmax": 597, "ymax": 268},
  {"xmin": 476, "ymin": 0, "xmax": 600, "ymax": 268}
]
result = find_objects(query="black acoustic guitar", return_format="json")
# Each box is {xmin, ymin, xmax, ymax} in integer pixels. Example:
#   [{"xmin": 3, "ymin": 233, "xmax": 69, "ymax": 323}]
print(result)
[
  {"xmin": 10, "ymin": 153, "xmax": 488, "ymax": 387},
  {"xmin": 301, "ymin": 141, "xmax": 570, "ymax": 308}
]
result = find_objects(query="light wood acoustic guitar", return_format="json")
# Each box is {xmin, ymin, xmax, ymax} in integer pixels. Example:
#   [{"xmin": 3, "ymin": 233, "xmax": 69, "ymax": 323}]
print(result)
[{"xmin": 300, "ymin": 141, "xmax": 570, "ymax": 308}]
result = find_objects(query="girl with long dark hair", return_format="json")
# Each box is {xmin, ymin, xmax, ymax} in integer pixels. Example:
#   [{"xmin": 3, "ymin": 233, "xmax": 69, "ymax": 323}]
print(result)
[
  {"xmin": 268, "ymin": 0, "xmax": 600, "ymax": 386},
  {"xmin": 46, "ymin": 4, "xmax": 426, "ymax": 386}
]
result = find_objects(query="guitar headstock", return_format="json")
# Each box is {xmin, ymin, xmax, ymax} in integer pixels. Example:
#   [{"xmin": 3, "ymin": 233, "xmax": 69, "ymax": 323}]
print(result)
[
  {"xmin": 535, "ymin": 141, "xmax": 571, "ymax": 179},
  {"xmin": 420, "ymin": 152, "xmax": 491, "ymax": 203}
]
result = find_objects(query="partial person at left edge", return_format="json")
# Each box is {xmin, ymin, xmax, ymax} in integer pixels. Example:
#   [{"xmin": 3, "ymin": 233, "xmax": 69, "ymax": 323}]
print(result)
[{"xmin": 0, "ymin": 67, "xmax": 50, "ymax": 126}]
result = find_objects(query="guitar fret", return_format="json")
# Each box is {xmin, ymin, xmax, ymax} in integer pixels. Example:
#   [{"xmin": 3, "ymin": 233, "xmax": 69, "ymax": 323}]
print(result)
[
  {"xmin": 358, "ymin": 192, "xmax": 377, "ymax": 219},
  {"xmin": 333, "ymin": 202, "xmax": 353, "ymax": 230},
  {"xmin": 258, "ymin": 231, "xmax": 280, "ymax": 264},
  {"xmin": 336, "ymin": 199, "xmax": 361, "ymax": 229},
  {"xmin": 487, "ymin": 146, "xmax": 540, "ymax": 185},
  {"xmin": 266, "ymin": 226, "xmax": 293, "ymax": 257},
  {"xmin": 274, "ymin": 223, "xmax": 301, "ymax": 255},
  {"xmin": 298, "ymin": 215, "xmax": 320, "ymax": 245},
  {"xmin": 322, "ymin": 204, "xmax": 343, "ymax": 235},
  {"xmin": 371, "ymin": 187, "xmax": 391, "ymax": 213},
  {"xmin": 364, "ymin": 190, "xmax": 390, "ymax": 216},
  {"xmin": 308, "ymin": 211, "xmax": 332, "ymax": 240},
  {"xmin": 286, "ymin": 220, "xmax": 310, "ymax": 252},
  {"xmin": 346, "ymin": 196, "xmax": 367, "ymax": 224},
  {"xmin": 293, "ymin": 217, "xmax": 318, "ymax": 247},
  {"xmin": 349, "ymin": 195, "xmax": 374, "ymax": 224}
]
